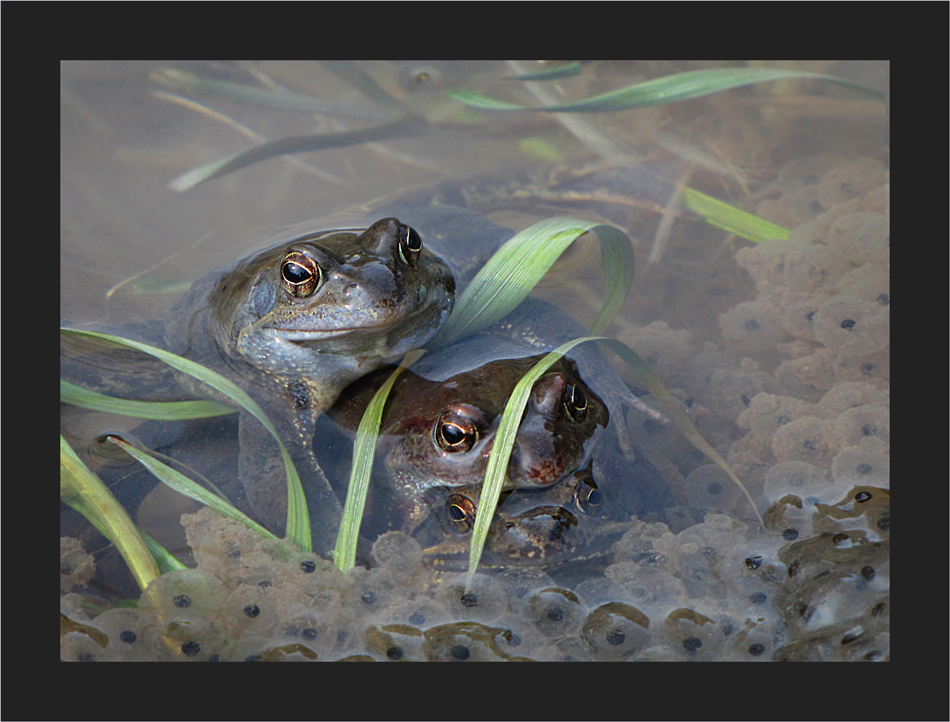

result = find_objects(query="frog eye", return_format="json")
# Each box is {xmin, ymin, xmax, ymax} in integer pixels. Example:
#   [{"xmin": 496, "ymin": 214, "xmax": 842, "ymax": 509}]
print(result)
[
  {"xmin": 574, "ymin": 476, "xmax": 603, "ymax": 514},
  {"xmin": 445, "ymin": 494, "xmax": 477, "ymax": 534},
  {"xmin": 397, "ymin": 225, "xmax": 423, "ymax": 267},
  {"xmin": 280, "ymin": 252, "xmax": 322, "ymax": 297},
  {"xmin": 435, "ymin": 408, "xmax": 482, "ymax": 453},
  {"xmin": 563, "ymin": 383, "xmax": 589, "ymax": 423}
]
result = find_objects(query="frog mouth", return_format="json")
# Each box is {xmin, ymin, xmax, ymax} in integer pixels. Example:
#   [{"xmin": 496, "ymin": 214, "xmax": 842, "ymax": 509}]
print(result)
[
  {"xmin": 276, "ymin": 324, "xmax": 392, "ymax": 341},
  {"xmin": 273, "ymin": 305, "xmax": 449, "ymax": 343}
]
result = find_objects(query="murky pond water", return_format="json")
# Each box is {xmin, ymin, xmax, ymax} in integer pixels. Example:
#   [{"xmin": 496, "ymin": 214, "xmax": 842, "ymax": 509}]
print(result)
[{"xmin": 61, "ymin": 61, "xmax": 888, "ymax": 661}]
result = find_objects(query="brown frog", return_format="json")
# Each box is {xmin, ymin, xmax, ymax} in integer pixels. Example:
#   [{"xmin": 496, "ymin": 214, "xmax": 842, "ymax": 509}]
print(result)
[{"xmin": 327, "ymin": 352, "xmax": 609, "ymax": 533}]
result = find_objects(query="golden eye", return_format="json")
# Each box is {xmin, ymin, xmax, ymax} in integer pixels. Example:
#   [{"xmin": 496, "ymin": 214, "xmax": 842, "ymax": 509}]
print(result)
[
  {"xmin": 445, "ymin": 494, "xmax": 477, "ymax": 533},
  {"xmin": 435, "ymin": 408, "xmax": 482, "ymax": 453},
  {"xmin": 398, "ymin": 225, "xmax": 423, "ymax": 267},
  {"xmin": 575, "ymin": 477, "xmax": 603, "ymax": 514},
  {"xmin": 564, "ymin": 383, "xmax": 589, "ymax": 422},
  {"xmin": 280, "ymin": 252, "xmax": 322, "ymax": 297}
]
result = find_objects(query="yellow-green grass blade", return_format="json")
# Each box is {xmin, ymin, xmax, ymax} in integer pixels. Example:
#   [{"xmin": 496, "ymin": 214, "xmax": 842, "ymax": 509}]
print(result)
[
  {"xmin": 681, "ymin": 187, "xmax": 791, "ymax": 243},
  {"xmin": 449, "ymin": 67, "xmax": 884, "ymax": 113},
  {"xmin": 430, "ymin": 218, "xmax": 634, "ymax": 348},
  {"xmin": 60, "ymin": 488, "xmax": 185, "ymax": 576},
  {"xmin": 468, "ymin": 336, "xmax": 762, "ymax": 574},
  {"xmin": 60, "ymin": 328, "xmax": 310, "ymax": 551},
  {"xmin": 61, "ymin": 436, "xmax": 160, "ymax": 592},
  {"xmin": 468, "ymin": 339, "xmax": 594, "ymax": 574},
  {"xmin": 105, "ymin": 435, "xmax": 278, "ymax": 542},
  {"xmin": 333, "ymin": 350, "xmax": 425, "ymax": 572},
  {"xmin": 61, "ymin": 379, "xmax": 236, "ymax": 420}
]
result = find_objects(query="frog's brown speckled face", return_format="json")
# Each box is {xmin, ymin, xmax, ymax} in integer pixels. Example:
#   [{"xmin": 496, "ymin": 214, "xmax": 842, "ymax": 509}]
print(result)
[
  {"xmin": 207, "ymin": 217, "xmax": 455, "ymax": 407},
  {"xmin": 374, "ymin": 355, "xmax": 608, "ymax": 497}
]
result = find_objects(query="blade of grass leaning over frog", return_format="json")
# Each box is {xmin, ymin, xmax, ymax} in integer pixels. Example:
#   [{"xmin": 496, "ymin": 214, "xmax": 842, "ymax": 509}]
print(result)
[{"xmin": 62, "ymin": 217, "xmax": 457, "ymax": 554}]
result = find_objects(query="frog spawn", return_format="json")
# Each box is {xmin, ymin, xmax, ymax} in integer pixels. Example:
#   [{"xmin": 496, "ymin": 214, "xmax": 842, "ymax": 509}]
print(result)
[{"xmin": 60, "ymin": 479, "xmax": 888, "ymax": 662}]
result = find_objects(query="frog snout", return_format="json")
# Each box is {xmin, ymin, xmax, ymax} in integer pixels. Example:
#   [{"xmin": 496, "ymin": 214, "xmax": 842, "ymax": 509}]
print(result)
[{"xmin": 529, "ymin": 373, "xmax": 566, "ymax": 415}]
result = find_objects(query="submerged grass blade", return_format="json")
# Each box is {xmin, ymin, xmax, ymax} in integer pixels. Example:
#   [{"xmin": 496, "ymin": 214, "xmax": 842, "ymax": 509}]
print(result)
[
  {"xmin": 321, "ymin": 60, "xmax": 407, "ymax": 115},
  {"xmin": 430, "ymin": 218, "xmax": 634, "ymax": 348},
  {"xmin": 151, "ymin": 68, "xmax": 389, "ymax": 120},
  {"xmin": 505, "ymin": 62, "xmax": 583, "ymax": 81},
  {"xmin": 469, "ymin": 336, "xmax": 762, "ymax": 574},
  {"xmin": 681, "ymin": 187, "xmax": 791, "ymax": 243},
  {"xmin": 61, "ymin": 379, "xmax": 236, "ymax": 420},
  {"xmin": 61, "ymin": 436, "xmax": 160, "ymax": 592},
  {"xmin": 106, "ymin": 435, "xmax": 278, "ymax": 542},
  {"xmin": 333, "ymin": 353, "xmax": 423, "ymax": 572},
  {"xmin": 593, "ymin": 338, "xmax": 764, "ymax": 527},
  {"xmin": 449, "ymin": 67, "xmax": 884, "ymax": 113},
  {"xmin": 60, "ymin": 328, "xmax": 310, "ymax": 551},
  {"xmin": 169, "ymin": 118, "xmax": 427, "ymax": 191}
]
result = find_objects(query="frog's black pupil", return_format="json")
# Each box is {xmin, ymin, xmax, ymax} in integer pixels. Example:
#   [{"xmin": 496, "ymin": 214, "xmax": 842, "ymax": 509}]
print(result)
[
  {"xmin": 449, "ymin": 504, "xmax": 466, "ymax": 522},
  {"xmin": 441, "ymin": 423, "xmax": 466, "ymax": 446},
  {"xmin": 569, "ymin": 385, "xmax": 587, "ymax": 410},
  {"xmin": 585, "ymin": 487, "xmax": 602, "ymax": 506},
  {"xmin": 282, "ymin": 261, "xmax": 311, "ymax": 284},
  {"xmin": 406, "ymin": 227, "xmax": 422, "ymax": 252}
]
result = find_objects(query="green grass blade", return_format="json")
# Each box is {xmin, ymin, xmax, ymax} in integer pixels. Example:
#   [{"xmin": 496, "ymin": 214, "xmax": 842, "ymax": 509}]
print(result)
[
  {"xmin": 60, "ymin": 486, "xmax": 185, "ymax": 576},
  {"xmin": 681, "ymin": 187, "xmax": 791, "ymax": 243},
  {"xmin": 138, "ymin": 530, "xmax": 189, "ymax": 574},
  {"xmin": 450, "ymin": 67, "xmax": 884, "ymax": 113},
  {"xmin": 151, "ymin": 68, "xmax": 389, "ymax": 120},
  {"xmin": 505, "ymin": 62, "xmax": 583, "ymax": 81},
  {"xmin": 469, "ymin": 335, "xmax": 763, "ymax": 573},
  {"xmin": 61, "ymin": 436, "xmax": 160, "ymax": 592},
  {"xmin": 468, "ymin": 338, "xmax": 594, "ymax": 574},
  {"xmin": 61, "ymin": 379, "xmax": 236, "ymax": 420},
  {"xmin": 333, "ymin": 355, "xmax": 420, "ymax": 572},
  {"xmin": 430, "ymin": 218, "xmax": 634, "ymax": 348},
  {"xmin": 60, "ymin": 328, "xmax": 310, "ymax": 551},
  {"xmin": 106, "ymin": 435, "xmax": 278, "ymax": 542},
  {"xmin": 589, "ymin": 224, "xmax": 635, "ymax": 335}
]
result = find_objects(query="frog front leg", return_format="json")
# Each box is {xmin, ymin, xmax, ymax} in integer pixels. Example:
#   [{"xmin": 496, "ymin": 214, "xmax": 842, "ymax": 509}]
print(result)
[{"xmin": 237, "ymin": 380, "xmax": 343, "ymax": 554}]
